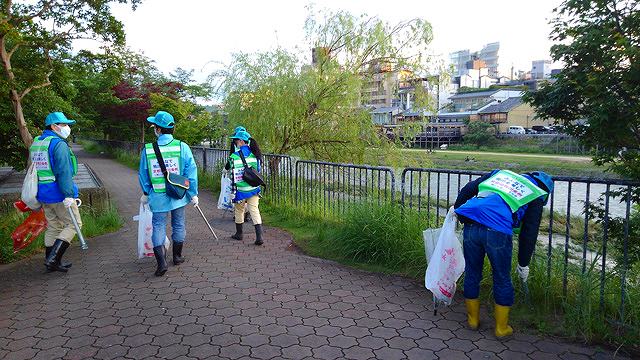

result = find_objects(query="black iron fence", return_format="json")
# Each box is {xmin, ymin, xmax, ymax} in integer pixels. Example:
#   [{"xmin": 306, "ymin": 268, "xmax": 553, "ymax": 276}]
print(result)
[
  {"xmin": 92, "ymin": 139, "xmax": 639, "ymax": 321},
  {"xmin": 294, "ymin": 160, "xmax": 396, "ymax": 218}
]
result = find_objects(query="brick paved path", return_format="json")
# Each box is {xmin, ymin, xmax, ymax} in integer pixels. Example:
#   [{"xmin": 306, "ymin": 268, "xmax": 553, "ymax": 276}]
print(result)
[{"xmin": 0, "ymin": 149, "xmax": 628, "ymax": 360}]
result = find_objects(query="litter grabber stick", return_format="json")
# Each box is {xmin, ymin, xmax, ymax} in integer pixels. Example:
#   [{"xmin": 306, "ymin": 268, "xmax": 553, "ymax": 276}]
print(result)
[
  {"xmin": 68, "ymin": 199, "xmax": 88, "ymax": 250},
  {"xmin": 194, "ymin": 204, "xmax": 219, "ymax": 242}
]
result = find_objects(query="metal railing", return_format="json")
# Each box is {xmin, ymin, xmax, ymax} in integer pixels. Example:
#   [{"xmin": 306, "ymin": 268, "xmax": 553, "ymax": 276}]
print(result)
[{"xmin": 294, "ymin": 160, "xmax": 395, "ymax": 218}]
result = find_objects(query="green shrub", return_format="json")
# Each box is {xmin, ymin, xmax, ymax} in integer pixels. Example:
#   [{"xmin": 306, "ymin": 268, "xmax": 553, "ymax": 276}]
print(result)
[{"xmin": 0, "ymin": 205, "xmax": 123, "ymax": 264}]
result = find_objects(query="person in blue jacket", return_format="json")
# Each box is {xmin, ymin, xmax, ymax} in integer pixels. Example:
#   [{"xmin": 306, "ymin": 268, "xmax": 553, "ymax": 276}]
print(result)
[
  {"xmin": 453, "ymin": 169, "xmax": 554, "ymax": 338},
  {"xmin": 226, "ymin": 126, "xmax": 263, "ymax": 223},
  {"xmin": 138, "ymin": 111, "xmax": 199, "ymax": 276},
  {"xmin": 226, "ymin": 129, "xmax": 263, "ymax": 245},
  {"xmin": 29, "ymin": 112, "xmax": 82, "ymax": 273}
]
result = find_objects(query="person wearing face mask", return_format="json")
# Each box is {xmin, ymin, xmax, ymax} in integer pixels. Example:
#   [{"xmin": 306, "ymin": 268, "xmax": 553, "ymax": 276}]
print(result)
[
  {"xmin": 225, "ymin": 126, "xmax": 263, "ymax": 223},
  {"xmin": 227, "ymin": 129, "xmax": 263, "ymax": 245},
  {"xmin": 29, "ymin": 112, "xmax": 82, "ymax": 273},
  {"xmin": 138, "ymin": 111, "xmax": 199, "ymax": 276}
]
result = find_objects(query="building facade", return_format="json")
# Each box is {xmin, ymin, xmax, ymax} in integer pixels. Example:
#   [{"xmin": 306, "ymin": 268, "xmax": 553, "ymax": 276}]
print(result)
[
  {"xmin": 449, "ymin": 42, "xmax": 500, "ymax": 78},
  {"xmin": 531, "ymin": 60, "xmax": 553, "ymax": 80}
]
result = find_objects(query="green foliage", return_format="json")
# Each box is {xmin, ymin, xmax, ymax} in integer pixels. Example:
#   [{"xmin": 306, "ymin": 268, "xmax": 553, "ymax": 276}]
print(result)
[
  {"xmin": 0, "ymin": 0, "xmax": 140, "ymax": 152},
  {"xmin": 262, "ymin": 201, "xmax": 433, "ymax": 278},
  {"xmin": 149, "ymin": 94, "xmax": 223, "ymax": 146},
  {"xmin": 217, "ymin": 8, "xmax": 436, "ymax": 162},
  {"xmin": 463, "ymin": 121, "xmax": 496, "ymax": 148},
  {"xmin": 524, "ymin": 0, "xmax": 640, "ymax": 190}
]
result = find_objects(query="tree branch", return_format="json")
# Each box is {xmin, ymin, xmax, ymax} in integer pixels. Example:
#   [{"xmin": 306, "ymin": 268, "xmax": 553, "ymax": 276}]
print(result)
[
  {"xmin": 7, "ymin": 41, "xmax": 23, "ymax": 60},
  {"xmin": 11, "ymin": 0, "xmax": 55, "ymax": 25}
]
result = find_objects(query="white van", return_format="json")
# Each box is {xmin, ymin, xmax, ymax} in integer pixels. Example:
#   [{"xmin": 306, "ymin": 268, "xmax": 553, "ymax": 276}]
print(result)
[{"xmin": 507, "ymin": 126, "xmax": 526, "ymax": 135}]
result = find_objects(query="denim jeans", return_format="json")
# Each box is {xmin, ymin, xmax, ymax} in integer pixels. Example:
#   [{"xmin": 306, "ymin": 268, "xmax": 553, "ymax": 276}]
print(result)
[
  {"xmin": 152, "ymin": 206, "xmax": 186, "ymax": 247},
  {"xmin": 463, "ymin": 222, "xmax": 514, "ymax": 306}
]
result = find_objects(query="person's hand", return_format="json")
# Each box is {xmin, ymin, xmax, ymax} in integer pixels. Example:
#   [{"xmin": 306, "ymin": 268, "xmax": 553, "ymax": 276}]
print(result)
[
  {"xmin": 191, "ymin": 195, "xmax": 199, "ymax": 206},
  {"xmin": 63, "ymin": 198, "xmax": 75, "ymax": 208},
  {"xmin": 140, "ymin": 195, "xmax": 149, "ymax": 204},
  {"xmin": 517, "ymin": 265, "xmax": 529, "ymax": 283}
]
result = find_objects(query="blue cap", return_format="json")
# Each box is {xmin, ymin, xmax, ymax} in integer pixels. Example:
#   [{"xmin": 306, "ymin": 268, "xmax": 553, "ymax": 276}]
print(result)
[
  {"xmin": 230, "ymin": 130, "xmax": 250, "ymax": 141},
  {"xmin": 530, "ymin": 171, "xmax": 554, "ymax": 204},
  {"xmin": 147, "ymin": 111, "xmax": 175, "ymax": 129},
  {"xmin": 234, "ymin": 126, "xmax": 246, "ymax": 133},
  {"xmin": 45, "ymin": 112, "xmax": 76, "ymax": 126}
]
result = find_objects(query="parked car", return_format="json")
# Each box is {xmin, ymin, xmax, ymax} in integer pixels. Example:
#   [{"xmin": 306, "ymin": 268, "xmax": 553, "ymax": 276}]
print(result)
[
  {"xmin": 531, "ymin": 125, "xmax": 552, "ymax": 133},
  {"xmin": 525, "ymin": 128, "xmax": 537, "ymax": 134},
  {"xmin": 507, "ymin": 126, "xmax": 526, "ymax": 135}
]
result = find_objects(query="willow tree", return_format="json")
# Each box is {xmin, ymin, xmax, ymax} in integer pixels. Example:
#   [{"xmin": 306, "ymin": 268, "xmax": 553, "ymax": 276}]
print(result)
[
  {"xmin": 217, "ymin": 8, "xmax": 436, "ymax": 162},
  {"xmin": 0, "ymin": 0, "xmax": 140, "ymax": 150}
]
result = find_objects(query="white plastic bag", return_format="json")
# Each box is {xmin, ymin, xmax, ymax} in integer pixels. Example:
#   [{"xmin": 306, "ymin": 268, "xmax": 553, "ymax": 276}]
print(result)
[
  {"xmin": 21, "ymin": 163, "xmax": 41, "ymax": 210},
  {"xmin": 135, "ymin": 203, "xmax": 169, "ymax": 259},
  {"xmin": 217, "ymin": 174, "xmax": 233, "ymax": 211},
  {"xmin": 423, "ymin": 228, "xmax": 440, "ymax": 265},
  {"xmin": 425, "ymin": 207, "xmax": 465, "ymax": 306}
]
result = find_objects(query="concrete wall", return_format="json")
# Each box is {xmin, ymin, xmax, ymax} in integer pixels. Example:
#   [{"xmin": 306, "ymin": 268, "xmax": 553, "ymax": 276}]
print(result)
[{"xmin": 497, "ymin": 102, "xmax": 554, "ymax": 132}]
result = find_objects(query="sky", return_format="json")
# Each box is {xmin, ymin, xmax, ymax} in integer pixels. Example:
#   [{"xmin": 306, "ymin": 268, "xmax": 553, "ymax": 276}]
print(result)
[{"xmin": 102, "ymin": 0, "xmax": 562, "ymax": 82}]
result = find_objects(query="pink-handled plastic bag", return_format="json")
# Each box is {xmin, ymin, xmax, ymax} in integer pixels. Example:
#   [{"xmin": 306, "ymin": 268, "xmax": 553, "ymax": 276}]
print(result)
[
  {"xmin": 425, "ymin": 207, "xmax": 465, "ymax": 307},
  {"xmin": 135, "ymin": 203, "xmax": 169, "ymax": 259}
]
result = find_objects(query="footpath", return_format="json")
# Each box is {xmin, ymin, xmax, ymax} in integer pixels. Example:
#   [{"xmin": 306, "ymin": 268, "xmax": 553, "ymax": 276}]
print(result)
[{"xmin": 0, "ymin": 148, "xmax": 628, "ymax": 360}]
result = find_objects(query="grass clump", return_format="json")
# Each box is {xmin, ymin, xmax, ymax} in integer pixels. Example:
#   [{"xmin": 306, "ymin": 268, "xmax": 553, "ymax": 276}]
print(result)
[
  {"xmin": 0, "ymin": 205, "xmax": 123, "ymax": 264},
  {"xmin": 263, "ymin": 200, "xmax": 434, "ymax": 279}
]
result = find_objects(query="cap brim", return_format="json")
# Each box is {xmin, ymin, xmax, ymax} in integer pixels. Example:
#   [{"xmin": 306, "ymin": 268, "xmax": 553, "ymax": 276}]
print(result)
[
  {"xmin": 146, "ymin": 116, "xmax": 156, "ymax": 124},
  {"xmin": 58, "ymin": 118, "xmax": 76, "ymax": 125}
]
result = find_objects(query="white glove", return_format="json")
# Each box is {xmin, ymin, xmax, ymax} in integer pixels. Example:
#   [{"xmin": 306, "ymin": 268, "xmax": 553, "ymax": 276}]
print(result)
[
  {"xmin": 63, "ymin": 198, "xmax": 75, "ymax": 208},
  {"xmin": 517, "ymin": 265, "xmax": 529, "ymax": 283},
  {"xmin": 140, "ymin": 195, "xmax": 149, "ymax": 204},
  {"xmin": 191, "ymin": 195, "xmax": 199, "ymax": 206}
]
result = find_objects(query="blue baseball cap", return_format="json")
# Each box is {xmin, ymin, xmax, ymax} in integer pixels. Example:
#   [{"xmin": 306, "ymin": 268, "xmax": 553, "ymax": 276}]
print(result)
[
  {"xmin": 234, "ymin": 126, "xmax": 246, "ymax": 133},
  {"xmin": 230, "ymin": 130, "xmax": 251, "ymax": 141},
  {"xmin": 45, "ymin": 112, "xmax": 76, "ymax": 126},
  {"xmin": 530, "ymin": 171, "xmax": 554, "ymax": 204},
  {"xmin": 147, "ymin": 111, "xmax": 175, "ymax": 129}
]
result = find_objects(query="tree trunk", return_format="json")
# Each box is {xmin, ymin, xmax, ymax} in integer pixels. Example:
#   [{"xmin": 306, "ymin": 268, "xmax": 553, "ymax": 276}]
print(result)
[
  {"xmin": 10, "ymin": 89, "xmax": 33, "ymax": 149},
  {"xmin": 140, "ymin": 120, "xmax": 145, "ymax": 144}
]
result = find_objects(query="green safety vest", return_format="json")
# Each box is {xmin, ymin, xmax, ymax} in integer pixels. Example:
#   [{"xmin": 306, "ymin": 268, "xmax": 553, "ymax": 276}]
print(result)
[
  {"xmin": 29, "ymin": 136, "xmax": 78, "ymax": 184},
  {"xmin": 230, "ymin": 151, "xmax": 259, "ymax": 193},
  {"xmin": 145, "ymin": 140, "xmax": 182, "ymax": 193},
  {"xmin": 478, "ymin": 170, "xmax": 548, "ymax": 213}
]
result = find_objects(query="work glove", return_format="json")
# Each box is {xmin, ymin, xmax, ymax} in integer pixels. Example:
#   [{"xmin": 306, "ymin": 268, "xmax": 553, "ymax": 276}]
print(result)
[
  {"xmin": 191, "ymin": 195, "xmax": 199, "ymax": 206},
  {"xmin": 516, "ymin": 265, "xmax": 529, "ymax": 283},
  {"xmin": 63, "ymin": 197, "xmax": 75, "ymax": 208},
  {"xmin": 140, "ymin": 195, "xmax": 149, "ymax": 204}
]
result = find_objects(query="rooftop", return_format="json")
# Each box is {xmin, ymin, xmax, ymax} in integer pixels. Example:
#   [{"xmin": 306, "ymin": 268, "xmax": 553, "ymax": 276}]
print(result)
[{"xmin": 478, "ymin": 97, "xmax": 523, "ymax": 114}]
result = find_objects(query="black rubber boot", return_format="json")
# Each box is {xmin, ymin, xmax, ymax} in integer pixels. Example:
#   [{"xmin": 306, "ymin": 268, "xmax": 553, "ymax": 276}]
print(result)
[
  {"xmin": 153, "ymin": 246, "xmax": 168, "ymax": 276},
  {"xmin": 45, "ymin": 239, "xmax": 70, "ymax": 273},
  {"xmin": 254, "ymin": 224, "xmax": 263, "ymax": 246},
  {"xmin": 172, "ymin": 242, "xmax": 184, "ymax": 265},
  {"xmin": 231, "ymin": 223, "xmax": 243, "ymax": 240},
  {"xmin": 45, "ymin": 246, "xmax": 72, "ymax": 270}
]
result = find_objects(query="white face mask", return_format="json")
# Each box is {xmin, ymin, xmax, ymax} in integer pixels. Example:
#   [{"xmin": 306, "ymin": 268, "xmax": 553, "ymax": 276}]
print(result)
[{"xmin": 54, "ymin": 124, "xmax": 71, "ymax": 139}]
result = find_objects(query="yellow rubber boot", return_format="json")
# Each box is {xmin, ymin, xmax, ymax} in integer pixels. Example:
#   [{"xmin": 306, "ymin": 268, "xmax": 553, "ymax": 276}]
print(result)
[
  {"xmin": 494, "ymin": 304, "xmax": 513, "ymax": 338},
  {"xmin": 465, "ymin": 299, "xmax": 480, "ymax": 330}
]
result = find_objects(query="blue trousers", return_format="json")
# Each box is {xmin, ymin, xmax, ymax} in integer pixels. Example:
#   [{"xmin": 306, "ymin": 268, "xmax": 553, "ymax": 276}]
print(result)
[
  {"xmin": 151, "ymin": 206, "xmax": 186, "ymax": 247},
  {"xmin": 463, "ymin": 222, "xmax": 514, "ymax": 306}
]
